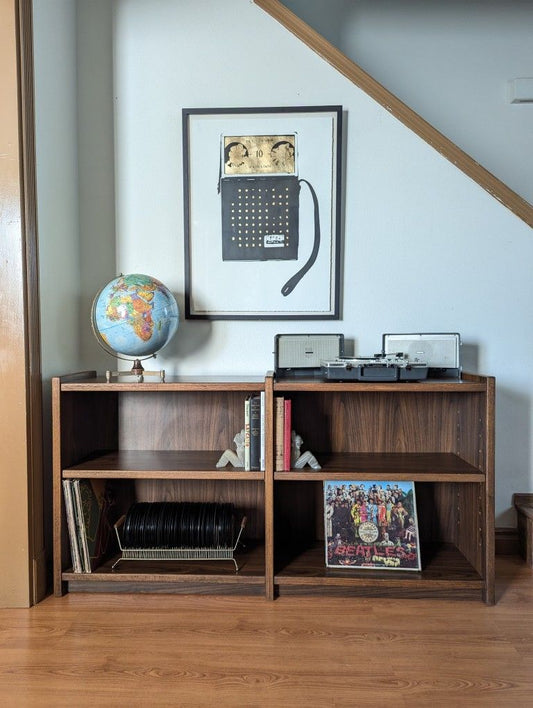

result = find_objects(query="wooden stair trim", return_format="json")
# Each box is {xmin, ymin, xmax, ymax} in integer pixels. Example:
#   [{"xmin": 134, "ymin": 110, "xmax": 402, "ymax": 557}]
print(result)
[
  {"xmin": 253, "ymin": 0, "xmax": 533, "ymax": 228},
  {"xmin": 514, "ymin": 493, "xmax": 533, "ymax": 520}
]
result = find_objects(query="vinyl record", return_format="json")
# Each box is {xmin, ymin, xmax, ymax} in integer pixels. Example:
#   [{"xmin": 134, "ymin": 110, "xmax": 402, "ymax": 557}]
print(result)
[{"xmin": 122, "ymin": 500, "xmax": 239, "ymax": 550}]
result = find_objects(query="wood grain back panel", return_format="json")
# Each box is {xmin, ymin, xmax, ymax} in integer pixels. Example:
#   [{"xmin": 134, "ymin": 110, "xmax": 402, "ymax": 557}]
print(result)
[
  {"xmin": 290, "ymin": 391, "xmax": 485, "ymax": 462},
  {"xmin": 119, "ymin": 391, "xmax": 254, "ymax": 451}
]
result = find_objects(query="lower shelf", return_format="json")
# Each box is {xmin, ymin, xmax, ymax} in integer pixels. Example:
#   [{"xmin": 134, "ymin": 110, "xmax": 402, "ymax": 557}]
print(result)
[
  {"xmin": 274, "ymin": 542, "xmax": 485, "ymax": 600},
  {"xmin": 60, "ymin": 541, "xmax": 488, "ymax": 601},
  {"xmin": 62, "ymin": 542, "xmax": 265, "ymax": 594}
]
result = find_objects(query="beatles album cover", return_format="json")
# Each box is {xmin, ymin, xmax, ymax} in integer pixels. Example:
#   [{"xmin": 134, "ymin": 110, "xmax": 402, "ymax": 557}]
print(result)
[{"xmin": 324, "ymin": 480, "xmax": 421, "ymax": 571}]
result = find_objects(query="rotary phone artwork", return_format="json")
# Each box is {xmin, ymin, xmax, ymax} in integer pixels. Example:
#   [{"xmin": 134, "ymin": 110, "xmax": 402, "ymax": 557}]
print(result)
[{"xmin": 218, "ymin": 133, "xmax": 320, "ymax": 296}]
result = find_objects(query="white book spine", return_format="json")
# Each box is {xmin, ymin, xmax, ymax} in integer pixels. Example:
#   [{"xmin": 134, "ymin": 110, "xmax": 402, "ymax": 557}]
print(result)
[
  {"xmin": 72, "ymin": 479, "xmax": 91, "ymax": 572},
  {"xmin": 260, "ymin": 391, "xmax": 265, "ymax": 471},
  {"xmin": 62, "ymin": 480, "xmax": 82, "ymax": 573},
  {"xmin": 244, "ymin": 396, "xmax": 251, "ymax": 471}
]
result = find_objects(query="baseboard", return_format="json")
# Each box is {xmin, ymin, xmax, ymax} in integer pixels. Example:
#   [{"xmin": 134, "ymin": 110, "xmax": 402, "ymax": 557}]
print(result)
[{"xmin": 495, "ymin": 527, "xmax": 519, "ymax": 555}]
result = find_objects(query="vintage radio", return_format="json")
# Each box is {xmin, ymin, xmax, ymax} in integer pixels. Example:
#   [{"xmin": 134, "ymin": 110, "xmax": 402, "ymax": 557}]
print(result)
[
  {"xmin": 220, "ymin": 133, "xmax": 321, "ymax": 296},
  {"xmin": 275, "ymin": 333, "xmax": 344, "ymax": 377},
  {"xmin": 382, "ymin": 333, "xmax": 461, "ymax": 377}
]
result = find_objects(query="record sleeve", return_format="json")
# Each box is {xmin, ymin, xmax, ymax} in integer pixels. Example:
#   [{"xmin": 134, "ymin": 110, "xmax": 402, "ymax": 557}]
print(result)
[{"xmin": 324, "ymin": 480, "xmax": 421, "ymax": 571}]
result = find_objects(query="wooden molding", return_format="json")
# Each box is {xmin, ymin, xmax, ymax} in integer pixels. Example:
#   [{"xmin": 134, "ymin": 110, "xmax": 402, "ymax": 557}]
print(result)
[
  {"xmin": 18, "ymin": 0, "xmax": 46, "ymax": 605},
  {"xmin": 0, "ymin": 0, "xmax": 31, "ymax": 606},
  {"xmin": 0, "ymin": 0, "xmax": 45, "ymax": 606},
  {"xmin": 495, "ymin": 527, "xmax": 520, "ymax": 556},
  {"xmin": 253, "ymin": 0, "xmax": 533, "ymax": 228},
  {"xmin": 513, "ymin": 493, "xmax": 533, "ymax": 509}
]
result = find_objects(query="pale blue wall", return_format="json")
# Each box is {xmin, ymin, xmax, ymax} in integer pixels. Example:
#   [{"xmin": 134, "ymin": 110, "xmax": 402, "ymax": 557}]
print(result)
[
  {"xmin": 285, "ymin": 0, "xmax": 533, "ymax": 204},
  {"xmin": 34, "ymin": 0, "xmax": 533, "ymax": 526}
]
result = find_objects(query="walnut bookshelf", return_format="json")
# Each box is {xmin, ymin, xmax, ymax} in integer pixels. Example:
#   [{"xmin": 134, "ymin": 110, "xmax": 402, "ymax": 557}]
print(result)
[{"xmin": 52, "ymin": 370, "xmax": 495, "ymax": 603}]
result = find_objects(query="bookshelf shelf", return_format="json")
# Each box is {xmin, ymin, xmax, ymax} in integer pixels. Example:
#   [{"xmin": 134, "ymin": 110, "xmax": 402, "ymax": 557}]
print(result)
[
  {"xmin": 64, "ymin": 450, "xmax": 265, "ymax": 480},
  {"xmin": 274, "ymin": 452, "xmax": 484, "ymax": 482},
  {"xmin": 275, "ymin": 542, "xmax": 483, "ymax": 584},
  {"xmin": 53, "ymin": 370, "xmax": 495, "ymax": 603},
  {"xmin": 62, "ymin": 541, "xmax": 266, "ymax": 589}
]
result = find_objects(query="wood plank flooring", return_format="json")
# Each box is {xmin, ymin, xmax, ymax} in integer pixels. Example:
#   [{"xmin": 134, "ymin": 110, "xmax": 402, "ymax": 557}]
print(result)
[{"xmin": 0, "ymin": 555, "xmax": 531, "ymax": 707}]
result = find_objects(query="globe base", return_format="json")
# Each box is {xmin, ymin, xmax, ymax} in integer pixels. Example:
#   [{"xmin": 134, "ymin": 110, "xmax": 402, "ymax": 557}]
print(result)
[
  {"xmin": 131, "ymin": 359, "xmax": 145, "ymax": 377},
  {"xmin": 105, "ymin": 359, "xmax": 166, "ymax": 383}
]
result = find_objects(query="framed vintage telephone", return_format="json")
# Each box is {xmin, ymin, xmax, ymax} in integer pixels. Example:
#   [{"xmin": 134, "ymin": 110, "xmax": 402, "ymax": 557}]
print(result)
[{"xmin": 183, "ymin": 106, "xmax": 342, "ymax": 319}]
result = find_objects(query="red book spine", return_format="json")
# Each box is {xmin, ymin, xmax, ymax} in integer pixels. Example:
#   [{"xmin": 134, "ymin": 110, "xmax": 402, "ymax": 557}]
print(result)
[{"xmin": 275, "ymin": 397, "xmax": 284, "ymax": 471}]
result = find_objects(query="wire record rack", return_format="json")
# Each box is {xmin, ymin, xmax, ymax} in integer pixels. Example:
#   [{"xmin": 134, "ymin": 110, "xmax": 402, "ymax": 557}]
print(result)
[{"xmin": 112, "ymin": 501, "xmax": 246, "ymax": 572}]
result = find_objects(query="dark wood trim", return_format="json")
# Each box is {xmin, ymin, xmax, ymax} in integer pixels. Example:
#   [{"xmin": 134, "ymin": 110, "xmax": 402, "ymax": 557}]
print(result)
[
  {"xmin": 18, "ymin": 0, "xmax": 45, "ymax": 604},
  {"xmin": 513, "ymin": 493, "xmax": 533, "ymax": 509},
  {"xmin": 2, "ymin": 0, "xmax": 45, "ymax": 605},
  {"xmin": 482, "ymin": 377, "xmax": 495, "ymax": 603},
  {"xmin": 513, "ymin": 494, "xmax": 533, "ymax": 567},
  {"xmin": 253, "ymin": 0, "xmax": 533, "ymax": 228},
  {"xmin": 0, "ymin": 0, "xmax": 41, "ymax": 606},
  {"xmin": 264, "ymin": 373, "xmax": 275, "ymax": 600},
  {"xmin": 495, "ymin": 527, "xmax": 520, "ymax": 556}
]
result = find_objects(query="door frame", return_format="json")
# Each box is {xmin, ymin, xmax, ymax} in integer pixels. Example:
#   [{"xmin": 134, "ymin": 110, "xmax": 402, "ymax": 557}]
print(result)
[{"xmin": 0, "ymin": 0, "xmax": 45, "ymax": 607}]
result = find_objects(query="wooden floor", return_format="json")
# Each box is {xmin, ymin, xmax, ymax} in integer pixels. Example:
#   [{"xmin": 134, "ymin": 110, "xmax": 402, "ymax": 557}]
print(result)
[{"xmin": 0, "ymin": 556, "xmax": 532, "ymax": 707}]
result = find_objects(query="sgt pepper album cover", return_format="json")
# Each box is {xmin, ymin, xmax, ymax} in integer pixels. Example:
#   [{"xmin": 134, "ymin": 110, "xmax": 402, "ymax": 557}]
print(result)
[{"xmin": 324, "ymin": 480, "xmax": 421, "ymax": 571}]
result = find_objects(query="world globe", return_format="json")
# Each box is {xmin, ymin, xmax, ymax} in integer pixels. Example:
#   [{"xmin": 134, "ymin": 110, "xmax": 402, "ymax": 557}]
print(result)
[{"xmin": 91, "ymin": 274, "xmax": 179, "ymax": 367}]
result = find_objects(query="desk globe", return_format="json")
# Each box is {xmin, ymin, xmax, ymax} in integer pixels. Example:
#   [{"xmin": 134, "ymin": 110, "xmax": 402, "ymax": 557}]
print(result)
[{"xmin": 91, "ymin": 273, "xmax": 179, "ymax": 381}]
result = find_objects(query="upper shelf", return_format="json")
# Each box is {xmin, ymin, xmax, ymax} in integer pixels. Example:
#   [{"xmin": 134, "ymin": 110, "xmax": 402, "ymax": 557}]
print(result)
[
  {"xmin": 64, "ymin": 450, "xmax": 264, "ymax": 480},
  {"xmin": 275, "ymin": 452, "xmax": 484, "ymax": 482},
  {"xmin": 62, "ymin": 450, "xmax": 482, "ymax": 483},
  {"xmin": 58, "ymin": 371, "xmax": 491, "ymax": 393},
  {"xmin": 273, "ymin": 378, "xmax": 488, "ymax": 393},
  {"xmin": 58, "ymin": 372, "xmax": 266, "ymax": 392}
]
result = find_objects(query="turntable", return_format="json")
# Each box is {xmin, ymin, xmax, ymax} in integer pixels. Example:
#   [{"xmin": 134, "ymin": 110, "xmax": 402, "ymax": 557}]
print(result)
[{"xmin": 321, "ymin": 353, "xmax": 429, "ymax": 382}]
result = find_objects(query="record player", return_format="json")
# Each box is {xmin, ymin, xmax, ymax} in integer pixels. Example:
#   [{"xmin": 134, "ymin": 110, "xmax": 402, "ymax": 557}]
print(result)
[{"xmin": 321, "ymin": 353, "xmax": 429, "ymax": 382}]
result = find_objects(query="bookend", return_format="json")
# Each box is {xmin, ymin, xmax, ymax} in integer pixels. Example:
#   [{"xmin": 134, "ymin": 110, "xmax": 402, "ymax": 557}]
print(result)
[{"xmin": 216, "ymin": 429, "xmax": 245, "ymax": 468}]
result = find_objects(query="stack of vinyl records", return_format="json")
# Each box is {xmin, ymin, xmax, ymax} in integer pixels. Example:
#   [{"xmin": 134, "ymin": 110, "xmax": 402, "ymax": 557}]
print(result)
[{"xmin": 121, "ymin": 502, "xmax": 236, "ymax": 550}]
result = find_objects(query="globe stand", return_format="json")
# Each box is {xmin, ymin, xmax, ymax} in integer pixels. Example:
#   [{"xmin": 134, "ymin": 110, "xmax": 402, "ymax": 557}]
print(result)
[{"xmin": 105, "ymin": 359, "xmax": 166, "ymax": 383}]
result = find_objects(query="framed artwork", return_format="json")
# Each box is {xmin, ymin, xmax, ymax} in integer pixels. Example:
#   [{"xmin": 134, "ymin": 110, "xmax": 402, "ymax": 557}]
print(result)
[
  {"xmin": 182, "ymin": 106, "xmax": 342, "ymax": 319},
  {"xmin": 324, "ymin": 481, "xmax": 422, "ymax": 571}
]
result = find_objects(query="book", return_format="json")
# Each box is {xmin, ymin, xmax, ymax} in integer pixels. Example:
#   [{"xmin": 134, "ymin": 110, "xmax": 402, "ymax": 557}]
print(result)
[
  {"xmin": 78, "ymin": 479, "xmax": 118, "ymax": 570},
  {"xmin": 274, "ymin": 396, "xmax": 285, "ymax": 471},
  {"xmin": 324, "ymin": 480, "xmax": 422, "ymax": 571},
  {"xmin": 62, "ymin": 480, "xmax": 82, "ymax": 573},
  {"xmin": 249, "ymin": 394, "xmax": 261, "ymax": 471},
  {"xmin": 72, "ymin": 479, "xmax": 91, "ymax": 572},
  {"xmin": 283, "ymin": 398, "xmax": 292, "ymax": 471},
  {"xmin": 244, "ymin": 396, "xmax": 251, "ymax": 471},
  {"xmin": 260, "ymin": 391, "xmax": 265, "ymax": 471},
  {"xmin": 67, "ymin": 479, "xmax": 119, "ymax": 573}
]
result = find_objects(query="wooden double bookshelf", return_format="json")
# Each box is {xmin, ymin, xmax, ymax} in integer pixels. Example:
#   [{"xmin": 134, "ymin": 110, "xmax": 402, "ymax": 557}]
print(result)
[{"xmin": 52, "ymin": 370, "xmax": 495, "ymax": 603}]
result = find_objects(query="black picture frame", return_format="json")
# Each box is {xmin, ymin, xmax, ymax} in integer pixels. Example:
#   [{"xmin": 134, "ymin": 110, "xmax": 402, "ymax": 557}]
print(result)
[{"xmin": 182, "ymin": 106, "xmax": 342, "ymax": 320}]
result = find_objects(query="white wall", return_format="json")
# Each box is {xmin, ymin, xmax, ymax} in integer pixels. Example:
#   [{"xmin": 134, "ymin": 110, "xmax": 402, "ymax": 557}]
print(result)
[
  {"xmin": 34, "ymin": 0, "xmax": 533, "ymax": 527},
  {"xmin": 77, "ymin": 0, "xmax": 117, "ymax": 368},
  {"xmin": 33, "ymin": 0, "xmax": 81, "ymax": 560},
  {"xmin": 34, "ymin": 0, "xmax": 116, "ymax": 377},
  {"xmin": 33, "ymin": 0, "xmax": 80, "ymax": 380},
  {"xmin": 285, "ymin": 0, "xmax": 533, "ymax": 205}
]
